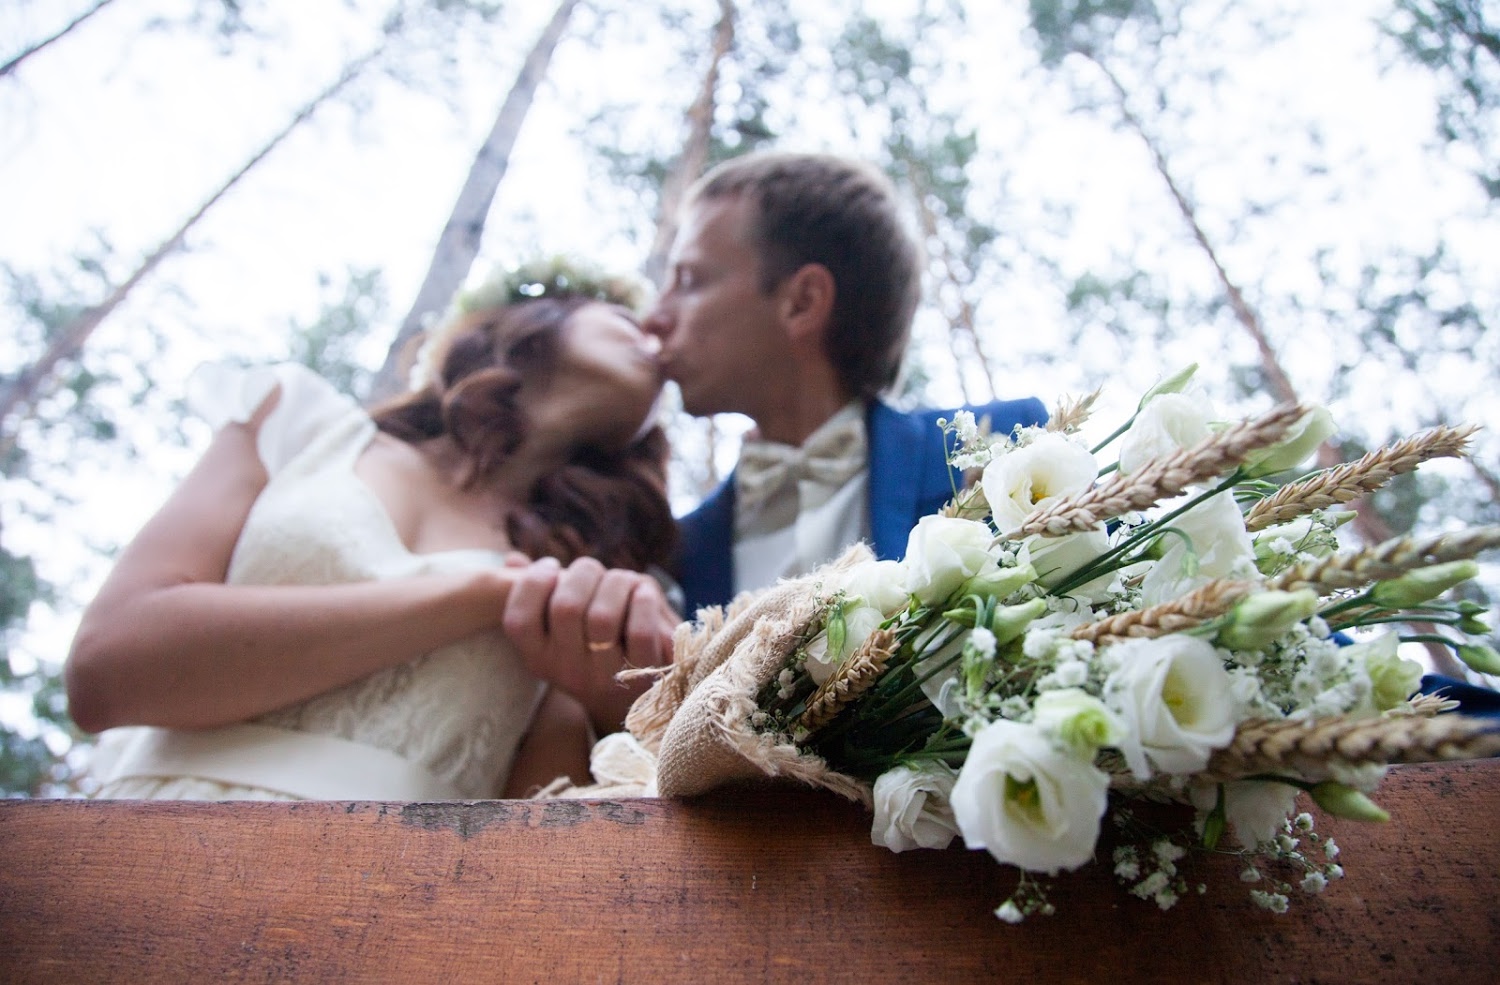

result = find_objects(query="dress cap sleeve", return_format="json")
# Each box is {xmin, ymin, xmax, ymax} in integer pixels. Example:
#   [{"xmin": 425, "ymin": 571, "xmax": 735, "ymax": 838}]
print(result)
[{"xmin": 187, "ymin": 361, "xmax": 360, "ymax": 475}]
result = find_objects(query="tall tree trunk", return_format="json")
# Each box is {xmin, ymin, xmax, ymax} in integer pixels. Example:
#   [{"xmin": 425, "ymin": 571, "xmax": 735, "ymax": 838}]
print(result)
[
  {"xmin": 641, "ymin": 0, "xmax": 736, "ymax": 290},
  {"xmin": 1087, "ymin": 52, "xmax": 1466, "ymax": 676},
  {"xmin": 643, "ymin": 0, "xmax": 736, "ymax": 492},
  {"xmin": 0, "ymin": 44, "xmax": 384, "ymax": 453},
  {"xmin": 1, "ymin": 0, "xmax": 120, "ymax": 78},
  {"xmin": 368, "ymin": 0, "xmax": 581, "ymax": 402},
  {"xmin": 909, "ymin": 179, "xmax": 996, "ymax": 404}
]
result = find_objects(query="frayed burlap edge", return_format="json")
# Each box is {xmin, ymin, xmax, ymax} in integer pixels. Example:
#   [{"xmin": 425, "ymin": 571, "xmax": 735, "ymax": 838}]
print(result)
[
  {"xmin": 649, "ymin": 545, "xmax": 875, "ymax": 805},
  {"xmin": 541, "ymin": 545, "xmax": 877, "ymax": 803}
]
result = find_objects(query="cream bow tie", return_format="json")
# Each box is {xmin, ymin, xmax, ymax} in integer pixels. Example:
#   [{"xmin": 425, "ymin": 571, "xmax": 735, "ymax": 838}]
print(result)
[{"xmin": 735, "ymin": 414, "xmax": 867, "ymax": 523}]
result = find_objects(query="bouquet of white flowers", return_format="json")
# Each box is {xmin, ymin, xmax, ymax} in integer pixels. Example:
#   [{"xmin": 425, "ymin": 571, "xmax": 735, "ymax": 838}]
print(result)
[{"xmin": 591, "ymin": 369, "xmax": 1500, "ymax": 922}]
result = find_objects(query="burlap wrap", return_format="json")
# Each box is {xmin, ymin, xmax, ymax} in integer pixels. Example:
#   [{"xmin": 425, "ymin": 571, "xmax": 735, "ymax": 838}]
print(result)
[{"xmin": 549, "ymin": 545, "xmax": 877, "ymax": 805}]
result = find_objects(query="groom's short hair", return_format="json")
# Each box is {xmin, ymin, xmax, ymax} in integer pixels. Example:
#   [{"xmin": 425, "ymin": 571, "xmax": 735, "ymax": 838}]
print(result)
[{"xmin": 687, "ymin": 152, "xmax": 921, "ymax": 402}]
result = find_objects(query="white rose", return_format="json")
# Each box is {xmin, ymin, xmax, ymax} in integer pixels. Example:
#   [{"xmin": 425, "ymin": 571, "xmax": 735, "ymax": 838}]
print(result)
[
  {"xmin": 1139, "ymin": 491, "xmax": 1256, "ymax": 607},
  {"xmin": 903, "ymin": 515, "xmax": 998, "ymax": 607},
  {"xmin": 871, "ymin": 763, "xmax": 961, "ymax": 853},
  {"xmin": 1104, "ymin": 635, "xmax": 1239, "ymax": 780},
  {"xmin": 1189, "ymin": 780, "xmax": 1300, "ymax": 848},
  {"xmin": 981, "ymin": 432, "xmax": 1099, "ymax": 532},
  {"xmin": 1118, "ymin": 391, "xmax": 1214, "ymax": 475},
  {"xmin": 951, "ymin": 720, "xmax": 1110, "ymax": 874}
]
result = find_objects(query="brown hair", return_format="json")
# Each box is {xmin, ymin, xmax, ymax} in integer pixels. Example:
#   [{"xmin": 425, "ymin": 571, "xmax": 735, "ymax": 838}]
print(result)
[
  {"xmin": 687, "ymin": 151, "xmax": 922, "ymax": 401},
  {"xmin": 369, "ymin": 296, "xmax": 676, "ymax": 572}
]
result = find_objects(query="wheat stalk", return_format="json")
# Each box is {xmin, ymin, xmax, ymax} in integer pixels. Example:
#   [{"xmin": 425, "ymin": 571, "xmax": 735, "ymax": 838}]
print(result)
[
  {"xmin": 1244, "ymin": 425, "xmax": 1479, "ymax": 532},
  {"xmin": 797, "ymin": 629, "xmax": 897, "ymax": 733},
  {"xmin": 1195, "ymin": 713, "xmax": 1500, "ymax": 783},
  {"xmin": 1047, "ymin": 388, "xmax": 1101, "ymax": 435},
  {"xmin": 1071, "ymin": 579, "xmax": 1256, "ymax": 646},
  {"xmin": 1008, "ymin": 403, "xmax": 1308, "ymax": 539},
  {"xmin": 1267, "ymin": 526, "xmax": 1500, "ymax": 593}
]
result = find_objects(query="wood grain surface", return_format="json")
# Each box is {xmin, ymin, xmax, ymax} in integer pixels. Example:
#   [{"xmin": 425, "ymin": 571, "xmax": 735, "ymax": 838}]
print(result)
[{"xmin": 2, "ymin": 759, "xmax": 1497, "ymax": 983}]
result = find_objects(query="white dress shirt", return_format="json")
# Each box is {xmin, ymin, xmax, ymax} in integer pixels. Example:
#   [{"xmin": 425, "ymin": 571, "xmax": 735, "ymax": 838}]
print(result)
[{"xmin": 732, "ymin": 403, "xmax": 870, "ymax": 595}]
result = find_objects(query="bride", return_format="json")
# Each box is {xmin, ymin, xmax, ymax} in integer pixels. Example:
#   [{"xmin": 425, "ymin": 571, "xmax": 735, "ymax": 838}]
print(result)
[{"xmin": 65, "ymin": 285, "xmax": 680, "ymax": 800}]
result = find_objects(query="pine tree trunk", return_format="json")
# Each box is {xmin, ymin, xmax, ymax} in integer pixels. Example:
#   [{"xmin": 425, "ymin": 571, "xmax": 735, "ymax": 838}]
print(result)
[
  {"xmin": 1, "ymin": 0, "xmax": 120, "ymax": 78},
  {"xmin": 367, "ymin": 0, "xmax": 582, "ymax": 403},
  {"xmin": 1086, "ymin": 53, "xmax": 1469, "ymax": 678},
  {"xmin": 641, "ymin": 0, "xmax": 737, "ymax": 290},
  {"xmin": 0, "ymin": 45, "xmax": 384, "ymax": 453}
]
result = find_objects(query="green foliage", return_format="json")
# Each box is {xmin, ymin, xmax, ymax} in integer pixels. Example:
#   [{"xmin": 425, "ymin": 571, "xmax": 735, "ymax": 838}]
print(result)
[
  {"xmin": 1383, "ymin": 0, "xmax": 1500, "ymax": 198},
  {"xmin": 286, "ymin": 267, "xmax": 389, "ymax": 399},
  {"xmin": 1, "ymin": 541, "xmax": 69, "ymax": 797},
  {"xmin": 1027, "ymin": 0, "xmax": 1163, "ymax": 64}
]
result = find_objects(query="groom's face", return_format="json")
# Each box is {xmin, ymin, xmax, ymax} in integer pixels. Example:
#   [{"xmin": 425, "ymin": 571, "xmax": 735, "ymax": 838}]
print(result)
[{"xmin": 644, "ymin": 194, "xmax": 785, "ymax": 420}]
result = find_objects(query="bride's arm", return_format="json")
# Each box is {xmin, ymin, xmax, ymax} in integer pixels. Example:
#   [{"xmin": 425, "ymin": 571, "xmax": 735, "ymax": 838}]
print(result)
[{"xmin": 64, "ymin": 410, "xmax": 518, "ymax": 734}]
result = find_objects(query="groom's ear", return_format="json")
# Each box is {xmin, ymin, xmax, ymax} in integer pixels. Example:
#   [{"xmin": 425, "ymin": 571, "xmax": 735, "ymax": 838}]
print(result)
[{"xmin": 777, "ymin": 263, "xmax": 836, "ymax": 347}]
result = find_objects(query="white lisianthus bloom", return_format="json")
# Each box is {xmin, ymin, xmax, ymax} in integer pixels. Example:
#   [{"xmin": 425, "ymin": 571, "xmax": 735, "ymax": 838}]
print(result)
[
  {"xmin": 903, "ymin": 515, "xmax": 998, "ymax": 606},
  {"xmin": 1118, "ymin": 391, "xmax": 1215, "ymax": 475},
  {"xmin": 981, "ymin": 432, "xmax": 1099, "ymax": 531},
  {"xmin": 951, "ymin": 720, "xmax": 1110, "ymax": 874},
  {"xmin": 1104, "ymin": 635, "xmax": 1239, "ymax": 780},
  {"xmin": 1188, "ymin": 780, "xmax": 1300, "ymax": 848},
  {"xmin": 870, "ymin": 763, "xmax": 961, "ymax": 853},
  {"xmin": 1139, "ymin": 491, "xmax": 1257, "ymax": 607},
  {"xmin": 842, "ymin": 559, "xmax": 910, "ymax": 616}
]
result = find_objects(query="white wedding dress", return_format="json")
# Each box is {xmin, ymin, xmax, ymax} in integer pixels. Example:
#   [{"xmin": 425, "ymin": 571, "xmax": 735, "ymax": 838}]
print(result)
[{"xmin": 86, "ymin": 363, "xmax": 546, "ymax": 801}]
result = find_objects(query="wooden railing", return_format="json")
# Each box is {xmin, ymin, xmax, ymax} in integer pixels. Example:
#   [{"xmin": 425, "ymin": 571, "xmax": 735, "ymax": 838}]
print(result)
[{"xmin": 2, "ymin": 758, "xmax": 1497, "ymax": 983}]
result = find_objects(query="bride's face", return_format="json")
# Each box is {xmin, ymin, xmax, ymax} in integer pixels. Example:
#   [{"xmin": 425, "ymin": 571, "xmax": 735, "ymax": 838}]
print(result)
[{"xmin": 555, "ymin": 302, "xmax": 665, "ymax": 447}]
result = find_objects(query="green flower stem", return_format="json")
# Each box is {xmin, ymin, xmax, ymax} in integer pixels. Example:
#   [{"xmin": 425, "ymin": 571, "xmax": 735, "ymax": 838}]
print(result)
[
  {"xmin": 860, "ymin": 625, "xmax": 969, "ymax": 720},
  {"xmin": 1050, "ymin": 473, "xmax": 1240, "ymax": 596},
  {"xmin": 1399, "ymin": 633, "xmax": 1461, "ymax": 650}
]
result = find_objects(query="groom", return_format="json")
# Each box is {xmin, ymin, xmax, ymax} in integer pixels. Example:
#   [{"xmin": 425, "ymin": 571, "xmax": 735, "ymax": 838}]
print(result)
[{"xmin": 503, "ymin": 151, "xmax": 1046, "ymax": 726}]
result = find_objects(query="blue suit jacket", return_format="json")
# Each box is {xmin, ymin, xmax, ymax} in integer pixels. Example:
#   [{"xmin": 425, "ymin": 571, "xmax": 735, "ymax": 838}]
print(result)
[{"xmin": 673, "ymin": 396, "xmax": 1048, "ymax": 617}]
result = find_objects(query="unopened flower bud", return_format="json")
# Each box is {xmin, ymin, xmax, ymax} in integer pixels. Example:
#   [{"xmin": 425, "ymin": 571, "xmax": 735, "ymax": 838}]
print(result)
[
  {"xmin": 1033, "ymin": 688, "xmax": 1124, "ymax": 754},
  {"xmin": 1370, "ymin": 561, "xmax": 1479, "ymax": 608},
  {"xmin": 1459, "ymin": 616, "xmax": 1493, "ymax": 634},
  {"xmin": 1215, "ymin": 589, "xmax": 1319, "ymax": 651},
  {"xmin": 987, "ymin": 598, "xmax": 1049, "ymax": 646},
  {"xmin": 824, "ymin": 607, "xmax": 848, "ymax": 666},
  {"xmin": 1137, "ymin": 364, "xmax": 1199, "ymax": 409},
  {"xmin": 1310, "ymin": 781, "xmax": 1389, "ymax": 823},
  {"xmin": 1241, "ymin": 407, "xmax": 1336, "ymax": 479},
  {"xmin": 959, "ymin": 562, "xmax": 1038, "ymax": 602},
  {"xmin": 1457, "ymin": 643, "xmax": 1500, "ymax": 676}
]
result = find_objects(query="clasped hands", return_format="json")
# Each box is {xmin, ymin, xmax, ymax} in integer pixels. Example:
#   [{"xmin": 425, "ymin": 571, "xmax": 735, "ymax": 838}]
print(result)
[{"xmin": 501, "ymin": 555, "xmax": 679, "ymax": 735}]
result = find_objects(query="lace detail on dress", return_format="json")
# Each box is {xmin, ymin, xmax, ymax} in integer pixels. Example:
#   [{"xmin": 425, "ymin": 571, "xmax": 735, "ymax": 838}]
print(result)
[{"xmin": 92, "ymin": 368, "xmax": 542, "ymax": 801}]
